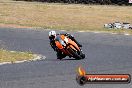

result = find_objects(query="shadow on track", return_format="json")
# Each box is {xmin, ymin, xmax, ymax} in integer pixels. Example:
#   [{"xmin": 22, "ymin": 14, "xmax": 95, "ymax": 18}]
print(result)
[
  {"xmin": 43, "ymin": 58, "xmax": 81, "ymax": 61},
  {"xmin": 63, "ymin": 58, "xmax": 81, "ymax": 60}
]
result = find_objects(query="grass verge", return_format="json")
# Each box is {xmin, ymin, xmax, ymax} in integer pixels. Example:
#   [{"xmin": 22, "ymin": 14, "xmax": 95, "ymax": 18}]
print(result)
[
  {"xmin": 0, "ymin": 0, "xmax": 132, "ymax": 34},
  {"xmin": 0, "ymin": 49, "xmax": 34, "ymax": 63}
]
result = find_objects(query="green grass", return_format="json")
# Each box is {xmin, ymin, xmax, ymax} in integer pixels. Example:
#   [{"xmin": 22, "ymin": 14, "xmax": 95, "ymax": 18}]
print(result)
[
  {"xmin": 0, "ymin": 0, "xmax": 132, "ymax": 34},
  {"xmin": 0, "ymin": 49, "xmax": 34, "ymax": 63}
]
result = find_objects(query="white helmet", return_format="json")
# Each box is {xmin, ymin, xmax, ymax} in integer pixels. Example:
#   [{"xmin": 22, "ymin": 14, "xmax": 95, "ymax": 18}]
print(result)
[{"xmin": 49, "ymin": 31, "xmax": 56, "ymax": 39}]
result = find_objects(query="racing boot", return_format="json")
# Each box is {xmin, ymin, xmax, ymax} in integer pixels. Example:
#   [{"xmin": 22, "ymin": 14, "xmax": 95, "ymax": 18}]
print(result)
[
  {"xmin": 57, "ymin": 51, "xmax": 66, "ymax": 60},
  {"xmin": 57, "ymin": 56, "xmax": 63, "ymax": 60}
]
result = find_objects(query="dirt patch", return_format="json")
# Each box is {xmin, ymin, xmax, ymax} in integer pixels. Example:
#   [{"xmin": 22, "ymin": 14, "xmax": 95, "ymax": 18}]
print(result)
[{"xmin": 0, "ymin": 1, "xmax": 132, "ymax": 34}]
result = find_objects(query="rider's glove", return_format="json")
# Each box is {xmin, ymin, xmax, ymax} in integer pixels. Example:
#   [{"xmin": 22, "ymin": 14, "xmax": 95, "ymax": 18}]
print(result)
[{"xmin": 65, "ymin": 33, "xmax": 74, "ymax": 38}]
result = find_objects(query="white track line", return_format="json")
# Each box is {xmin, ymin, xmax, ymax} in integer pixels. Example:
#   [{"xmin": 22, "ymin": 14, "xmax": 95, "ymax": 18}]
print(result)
[
  {"xmin": 60, "ymin": 30, "xmax": 66, "ymax": 31},
  {"xmin": 44, "ymin": 28, "xmax": 131, "ymax": 36},
  {"xmin": 78, "ymin": 31, "xmax": 85, "ymax": 32},
  {"xmin": 124, "ymin": 34, "xmax": 130, "ymax": 36}
]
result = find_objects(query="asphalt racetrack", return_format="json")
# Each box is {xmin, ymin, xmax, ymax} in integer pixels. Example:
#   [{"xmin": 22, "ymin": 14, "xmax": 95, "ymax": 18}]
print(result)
[{"xmin": 0, "ymin": 27, "xmax": 132, "ymax": 88}]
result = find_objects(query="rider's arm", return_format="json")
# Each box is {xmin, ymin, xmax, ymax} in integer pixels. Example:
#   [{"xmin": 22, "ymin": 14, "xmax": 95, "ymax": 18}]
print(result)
[
  {"xmin": 50, "ymin": 40, "xmax": 57, "ymax": 51},
  {"xmin": 59, "ymin": 33, "xmax": 74, "ymax": 38}
]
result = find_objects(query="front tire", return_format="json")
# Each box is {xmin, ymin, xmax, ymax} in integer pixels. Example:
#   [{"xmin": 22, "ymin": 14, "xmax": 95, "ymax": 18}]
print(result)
[
  {"xmin": 67, "ymin": 47, "xmax": 82, "ymax": 60},
  {"xmin": 79, "ymin": 50, "xmax": 85, "ymax": 59},
  {"xmin": 81, "ymin": 53, "xmax": 85, "ymax": 59}
]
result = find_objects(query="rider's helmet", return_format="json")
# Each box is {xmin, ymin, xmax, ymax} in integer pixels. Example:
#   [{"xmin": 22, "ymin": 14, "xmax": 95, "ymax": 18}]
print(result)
[{"xmin": 49, "ymin": 31, "xmax": 56, "ymax": 40}]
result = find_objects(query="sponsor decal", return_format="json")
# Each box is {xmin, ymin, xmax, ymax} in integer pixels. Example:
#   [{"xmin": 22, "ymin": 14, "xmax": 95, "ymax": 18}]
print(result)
[{"xmin": 76, "ymin": 67, "xmax": 131, "ymax": 86}]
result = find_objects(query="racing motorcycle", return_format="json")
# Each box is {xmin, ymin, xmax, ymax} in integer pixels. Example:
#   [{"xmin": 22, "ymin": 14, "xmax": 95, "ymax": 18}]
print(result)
[{"xmin": 55, "ymin": 35, "xmax": 85, "ymax": 60}]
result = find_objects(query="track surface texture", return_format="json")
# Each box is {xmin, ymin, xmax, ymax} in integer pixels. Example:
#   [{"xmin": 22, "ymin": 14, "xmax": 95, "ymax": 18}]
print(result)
[{"xmin": 0, "ymin": 28, "xmax": 132, "ymax": 88}]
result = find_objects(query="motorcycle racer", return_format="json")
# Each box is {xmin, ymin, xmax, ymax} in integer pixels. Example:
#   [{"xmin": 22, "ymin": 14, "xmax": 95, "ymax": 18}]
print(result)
[{"xmin": 49, "ymin": 30, "xmax": 82, "ymax": 60}]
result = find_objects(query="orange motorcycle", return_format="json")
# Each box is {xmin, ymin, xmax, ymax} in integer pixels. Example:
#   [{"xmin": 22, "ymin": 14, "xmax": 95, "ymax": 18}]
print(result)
[{"xmin": 55, "ymin": 35, "xmax": 85, "ymax": 60}]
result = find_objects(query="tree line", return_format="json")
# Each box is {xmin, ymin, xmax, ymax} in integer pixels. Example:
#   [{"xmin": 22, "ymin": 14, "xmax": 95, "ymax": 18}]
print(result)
[{"xmin": 15, "ymin": 0, "xmax": 130, "ymax": 5}]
